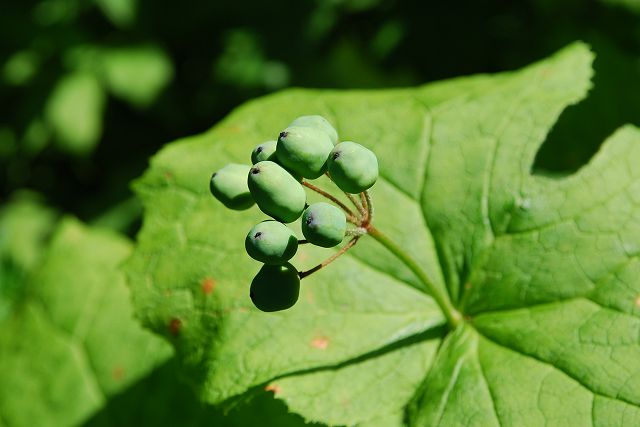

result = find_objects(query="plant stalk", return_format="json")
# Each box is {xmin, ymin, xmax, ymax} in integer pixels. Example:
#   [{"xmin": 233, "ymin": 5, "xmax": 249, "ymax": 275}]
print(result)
[
  {"xmin": 299, "ymin": 237, "xmax": 360, "ymax": 279},
  {"xmin": 346, "ymin": 192, "xmax": 366, "ymax": 216},
  {"xmin": 367, "ymin": 226, "xmax": 461, "ymax": 328},
  {"xmin": 302, "ymin": 181, "xmax": 358, "ymax": 222}
]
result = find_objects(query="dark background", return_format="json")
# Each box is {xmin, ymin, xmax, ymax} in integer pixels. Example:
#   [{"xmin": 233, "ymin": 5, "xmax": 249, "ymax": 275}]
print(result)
[{"xmin": 2, "ymin": 0, "xmax": 639, "ymax": 235}]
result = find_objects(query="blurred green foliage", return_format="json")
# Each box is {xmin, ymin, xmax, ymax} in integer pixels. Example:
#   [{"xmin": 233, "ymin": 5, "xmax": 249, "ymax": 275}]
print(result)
[{"xmin": 0, "ymin": 193, "xmax": 57, "ymax": 321}]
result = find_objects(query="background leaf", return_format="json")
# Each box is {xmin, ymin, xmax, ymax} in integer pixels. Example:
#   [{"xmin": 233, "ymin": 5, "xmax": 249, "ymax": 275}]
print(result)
[
  {"xmin": 99, "ymin": 46, "xmax": 173, "ymax": 108},
  {"xmin": 45, "ymin": 73, "xmax": 106, "ymax": 155},
  {"xmin": 599, "ymin": 0, "xmax": 640, "ymax": 13},
  {"xmin": 0, "ymin": 193, "xmax": 57, "ymax": 321},
  {"xmin": 0, "ymin": 218, "xmax": 171, "ymax": 426}
]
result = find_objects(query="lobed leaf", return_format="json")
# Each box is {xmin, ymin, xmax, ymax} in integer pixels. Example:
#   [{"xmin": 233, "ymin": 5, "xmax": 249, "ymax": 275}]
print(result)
[{"xmin": 126, "ymin": 42, "xmax": 640, "ymax": 425}]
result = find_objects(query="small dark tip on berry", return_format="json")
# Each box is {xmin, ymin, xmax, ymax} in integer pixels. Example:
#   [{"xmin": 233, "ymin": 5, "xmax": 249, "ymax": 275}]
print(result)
[
  {"xmin": 211, "ymin": 172, "xmax": 217, "ymax": 179},
  {"xmin": 332, "ymin": 152, "xmax": 341, "ymax": 160},
  {"xmin": 256, "ymin": 146, "xmax": 263, "ymax": 153},
  {"xmin": 306, "ymin": 215, "xmax": 314, "ymax": 225},
  {"xmin": 279, "ymin": 131, "xmax": 288, "ymax": 139},
  {"xmin": 251, "ymin": 167, "xmax": 260, "ymax": 175},
  {"xmin": 254, "ymin": 232, "xmax": 262, "ymax": 239}
]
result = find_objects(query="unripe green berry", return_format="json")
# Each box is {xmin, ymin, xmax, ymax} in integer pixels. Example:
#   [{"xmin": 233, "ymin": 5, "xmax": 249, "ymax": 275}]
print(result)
[
  {"xmin": 302, "ymin": 202, "xmax": 346, "ymax": 248},
  {"xmin": 327, "ymin": 141, "xmax": 378, "ymax": 194},
  {"xmin": 250, "ymin": 262, "xmax": 300, "ymax": 312},
  {"xmin": 289, "ymin": 115, "xmax": 338, "ymax": 145},
  {"xmin": 248, "ymin": 161, "xmax": 306, "ymax": 223},
  {"xmin": 251, "ymin": 140, "xmax": 277, "ymax": 164},
  {"xmin": 245, "ymin": 221, "xmax": 298, "ymax": 264},
  {"xmin": 209, "ymin": 163, "xmax": 255, "ymax": 210},
  {"xmin": 251, "ymin": 141, "xmax": 303, "ymax": 181},
  {"xmin": 276, "ymin": 126, "xmax": 334, "ymax": 179}
]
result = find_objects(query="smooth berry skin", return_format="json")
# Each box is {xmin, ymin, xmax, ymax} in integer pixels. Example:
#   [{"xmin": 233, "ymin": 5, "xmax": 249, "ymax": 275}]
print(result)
[
  {"xmin": 251, "ymin": 140, "xmax": 277, "ymax": 164},
  {"xmin": 245, "ymin": 221, "xmax": 298, "ymax": 264},
  {"xmin": 302, "ymin": 202, "xmax": 346, "ymax": 248},
  {"xmin": 327, "ymin": 141, "xmax": 378, "ymax": 194},
  {"xmin": 289, "ymin": 115, "xmax": 338, "ymax": 145},
  {"xmin": 247, "ymin": 161, "xmax": 306, "ymax": 223},
  {"xmin": 209, "ymin": 163, "xmax": 255, "ymax": 210},
  {"xmin": 251, "ymin": 140, "xmax": 303, "ymax": 182},
  {"xmin": 250, "ymin": 262, "xmax": 300, "ymax": 312},
  {"xmin": 276, "ymin": 126, "xmax": 334, "ymax": 179}
]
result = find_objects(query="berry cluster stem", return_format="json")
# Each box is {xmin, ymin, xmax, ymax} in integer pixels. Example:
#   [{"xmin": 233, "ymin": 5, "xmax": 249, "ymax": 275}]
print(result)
[
  {"xmin": 346, "ymin": 192, "xmax": 366, "ymax": 217},
  {"xmin": 302, "ymin": 181, "xmax": 358, "ymax": 223},
  {"xmin": 363, "ymin": 190, "xmax": 373, "ymax": 222},
  {"xmin": 298, "ymin": 237, "xmax": 360, "ymax": 279},
  {"xmin": 299, "ymin": 180, "xmax": 461, "ymax": 329},
  {"xmin": 367, "ymin": 226, "xmax": 461, "ymax": 328}
]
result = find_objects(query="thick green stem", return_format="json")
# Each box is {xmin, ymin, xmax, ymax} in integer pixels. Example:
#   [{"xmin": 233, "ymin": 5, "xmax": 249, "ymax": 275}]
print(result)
[{"xmin": 368, "ymin": 226, "xmax": 462, "ymax": 328}]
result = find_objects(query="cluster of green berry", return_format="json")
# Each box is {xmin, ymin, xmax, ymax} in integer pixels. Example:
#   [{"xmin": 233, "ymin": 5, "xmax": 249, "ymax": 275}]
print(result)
[{"xmin": 209, "ymin": 115, "xmax": 378, "ymax": 312}]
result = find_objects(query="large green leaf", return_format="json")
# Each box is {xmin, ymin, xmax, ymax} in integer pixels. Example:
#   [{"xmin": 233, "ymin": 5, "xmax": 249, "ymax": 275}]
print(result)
[
  {"xmin": 83, "ymin": 357, "xmax": 314, "ymax": 427},
  {"xmin": 126, "ymin": 42, "xmax": 640, "ymax": 425}
]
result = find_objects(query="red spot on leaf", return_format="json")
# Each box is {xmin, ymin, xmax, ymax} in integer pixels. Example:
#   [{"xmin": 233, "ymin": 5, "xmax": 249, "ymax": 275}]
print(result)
[
  {"xmin": 305, "ymin": 289, "xmax": 315, "ymax": 305},
  {"xmin": 222, "ymin": 125, "xmax": 243, "ymax": 133},
  {"xmin": 169, "ymin": 318, "xmax": 182, "ymax": 336},
  {"xmin": 311, "ymin": 336, "xmax": 329, "ymax": 350},
  {"xmin": 112, "ymin": 366, "xmax": 124, "ymax": 381},
  {"xmin": 265, "ymin": 384, "xmax": 281, "ymax": 395},
  {"xmin": 164, "ymin": 171, "xmax": 173, "ymax": 180},
  {"xmin": 201, "ymin": 277, "xmax": 216, "ymax": 295}
]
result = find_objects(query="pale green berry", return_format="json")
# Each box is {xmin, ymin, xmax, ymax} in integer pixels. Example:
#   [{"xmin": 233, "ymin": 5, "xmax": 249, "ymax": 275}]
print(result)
[
  {"xmin": 247, "ymin": 161, "xmax": 306, "ymax": 223},
  {"xmin": 289, "ymin": 115, "xmax": 338, "ymax": 145},
  {"xmin": 302, "ymin": 202, "xmax": 346, "ymax": 248},
  {"xmin": 245, "ymin": 221, "xmax": 298, "ymax": 264},
  {"xmin": 209, "ymin": 163, "xmax": 254, "ymax": 210},
  {"xmin": 276, "ymin": 126, "xmax": 334, "ymax": 179},
  {"xmin": 251, "ymin": 140, "xmax": 277, "ymax": 164},
  {"xmin": 327, "ymin": 141, "xmax": 378, "ymax": 193},
  {"xmin": 250, "ymin": 262, "xmax": 300, "ymax": 312},
  {"xmin": 251, "ymin": 140, "xmax": 303, "ymax": 181}
]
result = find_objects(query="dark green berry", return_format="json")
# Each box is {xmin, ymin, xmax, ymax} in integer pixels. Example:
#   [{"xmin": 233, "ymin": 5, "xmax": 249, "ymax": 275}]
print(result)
[
  {"xmin": 250, "ymin": 262, "xmax": 300, "ymax": 312},
  {"xmin": 327, "ymin": 141, "xmax": 378, "ymax": 194},
  {"xmin": 276, "ymin": 126, "xmax": 334, "ymax": 179},
  {"xmin": 289, "ymin": 115, "xmax": 338, "ymax": 145},
  {"xmin": 245, "ymin": 221, "xmax": 298, "ymax": 264},
  {"xmin": 209, "ymin": 163, "xmax": 254, "ymax": 210},
  {"xmin": 302, "ymin": 202, "xmax": 346, "ymax": 248},
  {"xmin": 251, "ymin": 140, "xmax": 277, "ymax": 164},
  {"xmin": 247, "ymin": 161, "xmax": 306, "ymax": 223}
]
